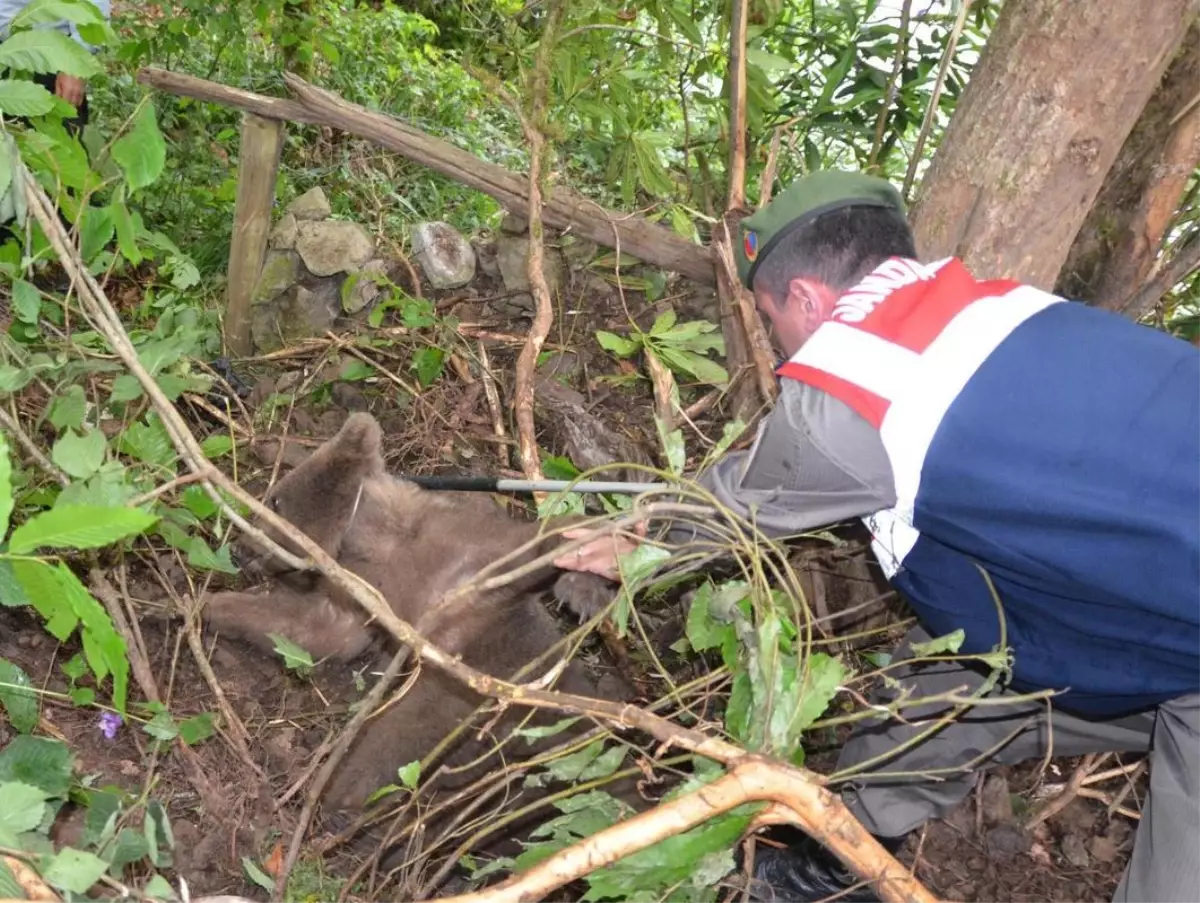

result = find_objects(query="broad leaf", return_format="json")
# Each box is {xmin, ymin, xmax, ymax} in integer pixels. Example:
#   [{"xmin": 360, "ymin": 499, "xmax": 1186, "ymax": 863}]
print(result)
[
  {"xmin": 0, "ymin": 77, "xmax": 54, "ymax": 117},
  {"xmin": 269, "ymin": 633, "xmax": 314, "ymax": 672},
  {"xmin": 397, "ymin": 760, "xmax": 420, "ymax": 789},
  {"xmin": 9, "ymin": 504, "xmax": 158, "ymax": 553},
  {"xmin": 111, "ymin": 102, "xmax": 165, "ymax": 191},
  {"xmin": 0, "ymin": 656, "xmax": 39, "ymax": 733},
  {"xmin": 42, "ymin": 848, "xmax": 108, "ymax": 894},
  {"xmin": 48, "ymin": 384, "xmax": 87, "ymax": 431},
  {"xmin": 0, "ymin": 781, "xmax": 49, "ymax": 834},
  {"xmin": 910, "ymin": 629, "xmax": 966, "ymax": 657},
  {"xmin": 51, "ymin": 427, "xmax": 106, "ymax": 478},
  {"xmin": 12, "ymin": 0, "xmax": 108, "ymax": 29},
  {"xmin": 0, "ymin": 29, "xmax": 102, "ymax": 77},
  {"xmin": 0, "ymin": 735, "xmax": 72, "ymax": 797},
  {"xmin": 595, "ymin": 330, "xmax": 640, "ymax": 358}
]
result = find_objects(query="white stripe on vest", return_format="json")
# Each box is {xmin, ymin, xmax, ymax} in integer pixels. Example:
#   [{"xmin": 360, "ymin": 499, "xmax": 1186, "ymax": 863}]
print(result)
[{"xmin": 790, "ymin": 277, "xmax": 1064, "ymax": 578}]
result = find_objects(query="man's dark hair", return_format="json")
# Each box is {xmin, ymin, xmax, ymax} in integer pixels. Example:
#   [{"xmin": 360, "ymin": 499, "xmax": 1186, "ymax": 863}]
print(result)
[{"xmin": 751, "ymin": 204, "xmax": 917, "ymax": 299}]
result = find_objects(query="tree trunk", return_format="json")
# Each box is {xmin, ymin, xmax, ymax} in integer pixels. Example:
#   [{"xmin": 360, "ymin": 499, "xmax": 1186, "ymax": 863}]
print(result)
[
  {"xmin": 909, "ymin": 0, "xmax": 1198, "ymax": 291},
  {"xmin": 1057, "ymin": 22, "xmax": 1200, "ymax": 312}
]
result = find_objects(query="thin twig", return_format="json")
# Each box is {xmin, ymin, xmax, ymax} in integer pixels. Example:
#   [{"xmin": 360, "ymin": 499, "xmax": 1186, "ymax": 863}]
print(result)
[
  {"xmin": 869, "ymin": 0, "xmax": 914, "ymax": 169},
  {"xmin": 902, "ymin": 0, "xmax": 972, "ymax": 200},
  {"xmin": 0, "ymin": 404, "xmax": 69, "ymax": 485}
]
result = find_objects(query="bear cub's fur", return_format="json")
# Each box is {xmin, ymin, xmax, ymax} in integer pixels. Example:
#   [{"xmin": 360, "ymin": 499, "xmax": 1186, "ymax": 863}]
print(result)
[{"xmin": 201, "ymin": 412, "xmax": 630, "ymax": 831}]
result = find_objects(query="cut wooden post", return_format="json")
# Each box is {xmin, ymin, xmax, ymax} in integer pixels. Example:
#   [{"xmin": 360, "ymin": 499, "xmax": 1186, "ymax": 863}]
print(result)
[{"xmin": 225, "ymin": 113, "xmax": 286, "ymax": 357}]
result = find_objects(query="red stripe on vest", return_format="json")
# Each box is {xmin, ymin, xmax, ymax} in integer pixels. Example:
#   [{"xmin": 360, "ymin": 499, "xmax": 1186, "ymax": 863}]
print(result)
[
  {"xmin": 858, "ymin": 259, "xmax": 1021, "ymax": 354},
  {"xmin": 776, "ymin": 361, "xmax": 890, "ymax": 428},
  {"xmin": 777, "ymin": 258, "xmax": 1024, "ymax": 428}
]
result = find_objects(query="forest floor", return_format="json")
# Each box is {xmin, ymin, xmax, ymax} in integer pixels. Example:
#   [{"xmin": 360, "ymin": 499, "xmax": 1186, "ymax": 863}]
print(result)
[{"xmin": 2, "ymin": 261, "xmax": 1146, "ymax": 902}]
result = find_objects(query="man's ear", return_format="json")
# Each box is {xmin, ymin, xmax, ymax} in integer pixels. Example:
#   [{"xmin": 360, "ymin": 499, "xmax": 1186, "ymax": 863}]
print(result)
[{"xmin": 787, "ymin": 277, "xmax": 832, "ymax": 332}]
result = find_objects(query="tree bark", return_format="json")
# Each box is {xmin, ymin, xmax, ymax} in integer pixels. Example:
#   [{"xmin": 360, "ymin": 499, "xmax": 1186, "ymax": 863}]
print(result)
[
  {"xmin": 1057, "ymin": 21, "xmax": 1200, "ymax": 311},
  {"xmin": 136, "ymin": 68, "xmax": 715, "ymax": 286},
  {"xmin": 909, "ymin": 0, "xmax": 1198, "ymax": 290}
]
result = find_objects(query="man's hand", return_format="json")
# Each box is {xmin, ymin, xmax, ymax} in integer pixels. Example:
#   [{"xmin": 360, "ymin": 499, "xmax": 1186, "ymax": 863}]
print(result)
[
  {"xmin": 55, "ymin": 74, "xmax": 86, "ymax": 108},
  {"xmin": 553, "ymin": 520, "xmax": 647, "ymax": 581}
]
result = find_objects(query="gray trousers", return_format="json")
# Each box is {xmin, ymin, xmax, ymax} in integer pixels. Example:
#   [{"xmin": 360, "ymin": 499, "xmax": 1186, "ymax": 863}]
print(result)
[{"xmin": 835, "ymin": 626, "xmax": 1200, "ymax": 902}]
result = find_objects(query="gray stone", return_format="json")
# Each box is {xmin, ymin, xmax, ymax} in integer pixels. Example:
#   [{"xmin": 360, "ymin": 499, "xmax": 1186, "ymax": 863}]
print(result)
[
  {"xmin": 411, "ymin": 221, "xmax": 476, "ymax": 289},
  {"xmin": 500, "ymin": 212, "xmax": 528, "ymax": 234},
  {"xmin": 268, "ymin": 212, "xmax": 298, "ymax": 250},
  {"xmin": 1060, "ymin": 832, "xmax": 1090, "ymax": 868},
  {"xmin": 251, "ymin": 250, "xmax": 301, "ymax": 306},
  {"xmin": 473, "ymin": 239, "xmax": 500, "ymax": 278},
  {"xmin": 980, "ymin": 774, "xmax": 1014, "ymax": 825},
  {"xmin": 296, "ymin": 221, "xmax": 376, "ymax": 277},
  {"xmin": 344, "ymin": 258, "xmax": 389, "ymax": 313},
  {"xmin": 560, "ymin": 234, "xmax": 599, "ymax": 269},
  {"xmin": 495, "ymin": 234, "xmax": 565, "ymax": 297},
  {"xmin": 251, "ymin": 279, "xmax": 340, "ymax": 352},
  {"xmin": 287, "ymin": 186, "xmax": 332, "ymax": 221}
]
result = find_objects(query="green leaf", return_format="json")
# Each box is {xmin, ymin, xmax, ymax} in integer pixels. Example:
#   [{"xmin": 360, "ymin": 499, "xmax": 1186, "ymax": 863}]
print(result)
[
  {"xmin": 142, "ymin": 709, "xmax": 177, "ymax": 741},
  {"xmin": 339, "ymin": 358, "xmax": 372, "ymax": 382},
  {"xmin": 0, "ymin": 735, "xmax": 73, "ymax": 797},
  {"xmin": 596, "ymin": 330, "xmax": 640, "ymax": 358},
  {"xmin": 48, "ymin": 384, "xmax": 87, "ymax": 431},
  {"xmin": 789, "ymin": 652, "xmax": 846, "ymax": 735},
  {"xmin": 241, "ymin": 856, "xmax": 274, "ymax": 892},
  {"xmin": 0, "ymin": 432, "xmax": 12, "ymax": 538},
  {"xmin": 11, "ymin": 279, "xmax": 40, "ymax": 326},
  {"xmin": 411, "ymin": 346, "xmax": 445, "ymax": 387},
  {"xmin": 50, "ymin": 427, "xmax": 106, "ymax": 479},
  {"xmin": 685, "ymin": 582, "xmax": 742, "ymax": 653},
  {"xmin": 111, "ymin": 102, "xmax": 166, "ymax": 192},
  {"xmin": 178, "ymin": 712, "xmax": 215, "ymax": 746},
  {"xmin": 0, "ymin": 29, "xmax": 102, "ymax": 77},
  {"xmin": 0, "ymin": 780, "xmax": 49, "ymax": 833},
  {"xmin": 577, "ymin": 744, "xmax": 627, "ymax": 782},
  {"xmin": 107, "ymin": 826, "xmax": 150, "ymax": 873},
  {"xmin": 54, "ymin": 563, "xmax": 129, "ymax": 712},
  {"xmin": 143, "ymin": 874, "xmax": 176, "ymax": 901},
  {"xmin": 909, "ymin": 629, "xmax": 965, "ymax": 657},
  {"xmin": 649, "ymin": 309, "xmax": 677, "ymax": 335},
  {"xmin": 515, "ymin": 715, "xmax": 581, "ymax": 742},
  {"xmin": 544, "ymin": 741, "xmax": 606, "ymax": 783},
  {"xmin": 9, "ymin": 504, "xmax": 158, "ymax": 553},
  {"xmin": 185, "ymin": 538, "xmax": 238, "ymax": 574},
  {"xmin": 12, "ymin": 558, "xmax": 78, "ymax": 639},
  {"xmin": 42, "ymin": 847, "xmax": 108, "ymax": 894},
  {"xmin": 82, "ymin": 788, "xmax": 121, "ymax": 847},
  {"xmin": 269, "ymin": 633, "xmax": 314, "ymax": 672},
  {"xmin": 616, "ymin": 542, "xmax": 670, "ymax": 586},
  {"xmin": 0, "ymin": 77, "xmax": 55, "ymax": 117},
  {"xmin": 0, "ymin": 656, "xmax": 39, "ymax": 733},
  {"xmin": 656, "ymin": 418, "xmax": 685, "ymax": 476},
  {"xmin": 397, "ymin": 760, "xmax": 420, "ymax": 789},
  {"xmin": 110, "ymin": 197, "xmax": 142, "ymax": 265},
  {"xmin": 12, "ymin": 0, "xmax": 108, "ymax": 30},
  {"xmin": 144, "ymin": 799, "xmax": 174, "ymax": 868},
  {"xmin": 119, "ymin": 416, "xmax": 175, "ymax": 468},
  {"xmin": 79, "ymin": 204, "xmax": 114, "ymax": 261},
  {"xmin": 200, "ymin": 434, "xmax": 233, "ymax": 459}
]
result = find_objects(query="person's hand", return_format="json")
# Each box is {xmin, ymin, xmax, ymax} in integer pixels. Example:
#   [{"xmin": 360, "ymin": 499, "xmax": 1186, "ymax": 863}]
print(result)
[
  {"xmin": 55, "ymin": 74, "xmax": 86, "ymax": 108},
  {"xmin": 553, "ymin": 519, "xmax": 648, "ymax": 581}
]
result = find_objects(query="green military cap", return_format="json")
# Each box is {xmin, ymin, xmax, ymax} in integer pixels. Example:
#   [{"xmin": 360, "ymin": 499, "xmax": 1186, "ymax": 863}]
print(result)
[{"xmin": 735, "ymin": 170, "xmax": 906, "ymax": 289}]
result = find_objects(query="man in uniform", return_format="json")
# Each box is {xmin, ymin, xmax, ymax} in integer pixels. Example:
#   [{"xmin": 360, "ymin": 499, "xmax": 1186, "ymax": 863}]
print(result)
[{"xmin": 556, "ymin": 171, "xmax": 1200, "ymax": 902}]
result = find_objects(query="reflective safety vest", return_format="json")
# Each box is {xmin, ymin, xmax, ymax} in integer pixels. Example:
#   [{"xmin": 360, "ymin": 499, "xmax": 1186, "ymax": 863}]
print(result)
[{"xmin": 778, "ymin": 257, "xmax": 1200, "ymax": 717}]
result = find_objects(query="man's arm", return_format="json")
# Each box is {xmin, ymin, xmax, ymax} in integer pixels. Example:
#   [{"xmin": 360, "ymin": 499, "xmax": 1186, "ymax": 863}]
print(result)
[
  {"xmin": 554, "ymin": 380, "xmax": 897, "ymax": 578},
  {"xmin": 663, "ymin": 379, "xmax": 897, "ymax": 543}
]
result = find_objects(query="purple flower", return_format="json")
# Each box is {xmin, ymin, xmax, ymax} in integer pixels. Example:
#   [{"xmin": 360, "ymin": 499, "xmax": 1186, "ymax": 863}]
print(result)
[{"xmin": 98, "ymin": 712, "xmax": 122, "ymax": 740}]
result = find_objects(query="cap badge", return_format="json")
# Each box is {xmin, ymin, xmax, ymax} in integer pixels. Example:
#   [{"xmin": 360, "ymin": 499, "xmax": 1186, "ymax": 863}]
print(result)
[{"xmin": 743, "ymin": 230, "xmax": 758, "ymax": 261}]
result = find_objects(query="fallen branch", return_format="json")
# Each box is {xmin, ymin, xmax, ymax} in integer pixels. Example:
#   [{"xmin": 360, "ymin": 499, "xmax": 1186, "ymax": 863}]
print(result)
[
  {"xmin": 136, "ymin": 67, "xmax": 715, "ymax": 286},
  {"xmin": 436, "ymin": 757, "xmax": 938, "ymax": 903}
]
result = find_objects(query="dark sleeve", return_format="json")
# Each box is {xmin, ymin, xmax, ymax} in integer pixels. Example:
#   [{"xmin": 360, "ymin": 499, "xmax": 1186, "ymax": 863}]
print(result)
[{"xmin": 663, "ymin": 380, "xmax": 897, "ymax": 543}]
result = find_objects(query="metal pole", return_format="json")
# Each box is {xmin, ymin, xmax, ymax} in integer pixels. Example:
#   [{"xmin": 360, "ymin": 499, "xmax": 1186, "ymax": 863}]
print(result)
[{"xmin": 401, "ymin": 475, "xmax": 670, "ymax": 495}]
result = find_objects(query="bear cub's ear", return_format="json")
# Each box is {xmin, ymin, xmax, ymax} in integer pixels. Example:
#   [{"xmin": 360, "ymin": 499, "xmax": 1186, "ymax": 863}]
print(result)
[{"xmin": 330, "ymin": 413, "xmax": 385, "ymax": 475}]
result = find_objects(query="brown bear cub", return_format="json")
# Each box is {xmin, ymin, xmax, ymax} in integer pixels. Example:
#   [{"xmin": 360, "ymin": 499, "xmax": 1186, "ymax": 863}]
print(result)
[{"xmin": 200, "ymin": 412, "xmax": 633, "ymax": 845}]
